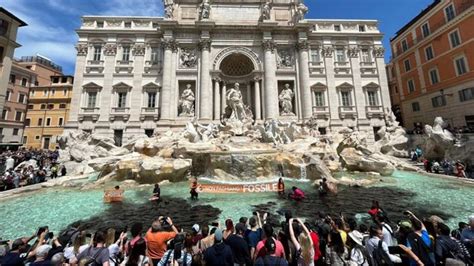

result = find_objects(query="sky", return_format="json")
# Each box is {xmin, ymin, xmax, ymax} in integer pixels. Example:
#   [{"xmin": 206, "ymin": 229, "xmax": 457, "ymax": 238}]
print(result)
[{"xmin": 3, "ymin": 0, "xmax": 433, "ymax": 75}]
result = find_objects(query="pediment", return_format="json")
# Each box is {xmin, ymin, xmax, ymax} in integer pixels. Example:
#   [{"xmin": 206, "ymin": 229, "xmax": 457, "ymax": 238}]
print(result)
[
  {"xmin": 310, "ymin": 82, "xmax": 327, "ymax": 89},
  {"xmin": 363, "ymin": 82, "xmax": 380, "ymax": 89},
  {"xmin": 143, "ymin": 82, "xmax": 161, "ymax": 89},
  {"xmin": 82, "ymin": 82, "xmax": 102, "ymax": 89},
  {"xmin": 336, "ymin": 82, "xmax": 353, "ymax": 89},
  {"xmin": 112, "ymin": 82, "xmax": 132, "ymax": 88}
]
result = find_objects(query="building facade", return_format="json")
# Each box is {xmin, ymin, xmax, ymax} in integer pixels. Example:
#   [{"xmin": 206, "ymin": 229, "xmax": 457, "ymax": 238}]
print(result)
[
  {"xmin": 24, "ymin": 76, "xmax": 73, "ymax": 149},
  {"xmin": 67, "ymin": 0, "xmax": 392, "ymax": 145},
  {"xmin": 0, "ymin": 62, "xmax": 37, "ymax": 150},
  {"xmin": 389, "ymin": 0, "xmax": 474, "ymax": 130},
  {"xmin": 0, "ymin": 8, "xmax": 27, "ymax": 138}
]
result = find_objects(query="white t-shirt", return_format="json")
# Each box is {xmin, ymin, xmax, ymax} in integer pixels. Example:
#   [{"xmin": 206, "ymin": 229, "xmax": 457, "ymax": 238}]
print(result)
[
  {"xmin": 349, "ymin": 247, "xmax": 369, "ymax": 266},
  {"xmin": 64, "ymin": 244, "xmax": 90, "ymax": 260},
  {"xmin": 381, "ymin": 223, "xmax": 396, "ymax": 246}
]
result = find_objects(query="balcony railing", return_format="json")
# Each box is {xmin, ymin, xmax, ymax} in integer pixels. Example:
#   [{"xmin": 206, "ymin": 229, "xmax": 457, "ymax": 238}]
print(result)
[
  {"xmin": 87, "ymin": 60, "xmax": 104, "ymax": 65},
  {"xmin": 393, "ymin": 1, "xmax": 474, "ymax": 58},
  {"xmin": 112, "ymin": 107, "xmax": 130, "ymax": 113},
  {"xmin": 365, "ymin": 105, "xmax": 384, "ymax": 118},
  {"xmin": 141, "ymin": 107, "xmax": 159, "ymax": 113},
  {"xmin": 312, "ymin": 106, "xmax": 330, "ymax": 118},
  {"xmin": 338, "ymin": 105, "xmax": 357, "ymax": 118},
  {"xmin": 140, "ymin": 107, "xmax": 160, "ymax": 121}
]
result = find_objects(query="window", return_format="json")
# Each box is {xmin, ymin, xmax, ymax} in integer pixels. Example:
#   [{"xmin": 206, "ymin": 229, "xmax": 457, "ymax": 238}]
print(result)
[
  {"xmin": 23, "ymin": 136, "xmax": 27, "ymax": 144},
  {"xmin": 408, "ymin": 79, "xmax": 416, "ymax": 93},
  {"xmin": 0, "ymin": 19, "xmax": 9, "ymax": 36},
  {"xmin": 35, "ymin": 135, "xmax": 40, "ymax": 140},
  {"xmin": 454, "ymin": 56, "xmax": 468, "ymax": 76},
  {"xmin": 25, "ymin": 118, "xmax": 30, "ymax": 126},
  {"xmin": 117, "ymin": 92, "xmax": 127, "ymax": 108},
  {"xmin": 87, "ymin": 92, "xmax": 97, "ymax": 108},
  {"xmin": 152, "ymin": 22, "xmax": 159, "ymax": 28},
  {"xmin": 18, "ymin": 94, "xmax": 25, "ymax": 104},
  {"xmin": 9, "ymin": 74, "xmax": 15, "ymax": 84},
  {"xmin": 358, "ymin": 25, "xmax": 366, "ymax": 32},
  {"xmin": 147, "ymin": 92, "xmax": 157, "ymax": 108},
  {"xmin": 52, "ymin": 77, "xmax": 60, "ymax": 83},
  {"xmin": 432, "ymin": 95, "xmax": 446, "ymax": 107},
  {"xmin": 151, "ymin": 47, "xmax": 161, "ymax": 64},
  {"xmin": 0, "ymin": 47, "xmax": 3, "ymax": 63},
  {"xmin": 314, "ymin": 91, "xmax": 325, "ymax": 107},
  {"xmin": 404, "ymin": 59, "xmax": 411, "ymax": 72},
  {"xmin": 93, "ymin": 46, "xmax": 102, "ymax": 61},
  {"xmin": 310, "ymin": 49, "xmax": 320, "ymax": 62},
  {"xmin": 459, "ymin": 87, "xmax": 474, "ymax": 102},
  {"xmin": 421, "ymin": 23, "xmax": 430, "ymax": 38},
  {"xmin": 429, "ymin": 69, "xmax": 440, "ymax": 85},
  {"xmin": 335, "ymin": 48, "xmax": 345, "ymax": 62},
  {"xmin": 46, "ymin": 118, "xmax": 51, "ymax": 126},
  {"xmin": 13, "ymin": 128, "xmax": 19, "ymax": 136},
  {"xmin": 6, "ymin": 91, "xmax": 11, "ymax": 101},
  {"xmin": 425, "ymin": 46, "xmax": 434, "ymax": 61},
  {"xmin": 367, "ymin": 91, "xmax": 378, "ymax": 106},
  {"xmin": 58, "ymin": 117, "xmax": 64, "ymax": 126},
  {"xmin": 51, "ymin": 89, "xmax": 55, "ymax": 96},
  {"xmin": 402, "ymin": 39, "xmax": 408, "ymax": 52},
  {"xmin": 361, "ymin": 49, "xmax": 371, "ymax": 63},
  {"xmin": 122, "ymin": 46, "xmax": 131, "ymax": 61},
  {"xmin": 63, "ymin": 89, "xmax": 68, "ymax": 96},
  {"xmin": 40, "ymin": 104, "xmax": 46, "ymax": 109},
  {"xmin": 412, "ymin": 102, "xmax": 421, "ymax": 112},
  {"xmin": 38, "ymin": 118, "xmax": 43, "ymax": 126},
  {"xmin": 445, "ymin": 4, "xmax": 456, "ymax": 22},
  {"xmin": 124, "ymin": 22, "xmax": 132, "ymax": 28},
  {"xmin": 1, "ymin": 109, "xmax": 7, "ymax": 120},
  {"xmin": 334, "ymin": 25, "xmax": 341, "ymax": 31},
  {"xmin": 15, "ymin": 111, "xmax": 22, "ymax": 121},
  {"xmin": 48, "ymin": 104, "xmax": 54, "ymax": 109},
  {"xmin": 30, "ymin": 90, "xmax": 35, "ymax": 97},
  {"xmin": 341, "ymin": 91, "xmax": 351, "ymax": 106},
  {"xmin": 28, "ymin": 104, "xmax": 34, "ymax": 110},
  {"xmin": 97, "ymin": 21, "xmax": 104, "ymax": 28},
  {"xmin": 59, "ymin": 103, "xmax": 67, "ymax": 109},
  {"xmin": 43, "ymin": 90, "xmax": 48, "ymax": 96},
  {"xmin": 449, "ymin": 30, "xmax": 461, "ymax": 48},
  {"xmin": 0, "ymin": 128, "xmax": 2, "ymax": 135},
  {"xmin": 61, "ymin": 77, "xmax": 68, "ymax": 83}
]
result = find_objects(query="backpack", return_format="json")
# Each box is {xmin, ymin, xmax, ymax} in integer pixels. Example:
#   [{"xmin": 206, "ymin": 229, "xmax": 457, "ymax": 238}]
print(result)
[
  {"xmin": 449, "ymin": 238, "xmax": 473, "ymax": 265},
  {"xmin": 79, "ymin": 247, "xmax": 106, "ymax": 266},
  {"xmin": 372, "ymin": 240, "xmax": 393, "ymax": 266},
  {"xmin": 59, "ymin": 228, "xmax": 80, "ymax": 246}
]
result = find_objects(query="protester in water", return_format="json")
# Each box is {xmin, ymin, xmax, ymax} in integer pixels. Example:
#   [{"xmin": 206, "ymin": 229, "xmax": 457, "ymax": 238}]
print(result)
[
  {"xmin": 150, "ymin": 183, "xmax": 160, "ymax": 201},
  {"xmin": 189, "ymin": 175, "xmax": 199, "ymax": 200},
  {"xmin": 288, "ymin": 186, "xmax": 305, "ymax": 201},
  {"xmin": 277, "ymin": 178, "xmax": 285, "ymax": 197}
]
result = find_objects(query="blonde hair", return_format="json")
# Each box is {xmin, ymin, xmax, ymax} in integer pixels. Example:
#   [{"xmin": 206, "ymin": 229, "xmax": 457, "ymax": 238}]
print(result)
[
  {"xmin": 73, "ymin": 233, "xmax": 86, "ymax": 255},
  {"xmin": 298, "ymin": 233, "xmax": 313, "ymax": 264},
  {"xmin": 105, "ymin": 228, "xmax": 116, "ymax": 246}
]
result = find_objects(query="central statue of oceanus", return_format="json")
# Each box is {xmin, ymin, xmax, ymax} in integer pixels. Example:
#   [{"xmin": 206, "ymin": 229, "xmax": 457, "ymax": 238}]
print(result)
[{"xmin": 222, "ymin": 83, "xmax": 253, "ymax": 135}]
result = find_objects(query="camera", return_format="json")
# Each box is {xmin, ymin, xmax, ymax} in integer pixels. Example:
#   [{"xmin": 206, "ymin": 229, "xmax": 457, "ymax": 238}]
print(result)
[
  {"xmin": 37, "ymin": 226, "xmax": 49, "ymax": 236},
  {"xmin": 160, "ymin": 217, "xmax": 170, "ymax": 226}
]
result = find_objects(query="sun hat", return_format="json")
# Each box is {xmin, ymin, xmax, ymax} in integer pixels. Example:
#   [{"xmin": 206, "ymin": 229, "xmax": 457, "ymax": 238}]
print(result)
[
  {"xmin": 399, "ymin": 220, "xmax": 413, "ymax": 229},
  {"xmin": 348, "ymin": 231, "xmax": 364, "ymax": 246},
  {"xmin": 192, "ymin": 224, "xmax": 200, "ymax": 233}
]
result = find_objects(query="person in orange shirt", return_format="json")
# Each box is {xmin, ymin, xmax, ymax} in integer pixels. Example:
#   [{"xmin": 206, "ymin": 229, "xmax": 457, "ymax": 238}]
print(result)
[
  {"xmin": 277, "ymin": 178, "xmax": 285, "ymax": 197},
  {"xmin": 145, "ymin": 216, "xmax": 179, "ymax": 265}
]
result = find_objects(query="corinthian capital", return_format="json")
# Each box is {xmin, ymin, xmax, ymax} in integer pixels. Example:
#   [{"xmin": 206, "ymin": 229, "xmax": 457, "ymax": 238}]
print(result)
[
  {"xmin": 348, "ymin": 47, "xmax": 360, "ymax": 58},
  {"xmin": 262, "ymin": 40, "xmax": 275, "ymax": 52},
  {"xmin": 373, "ymin": 47, "xmax": 385, "ymax": 58},
  {"xmin": 75, "ymin": 43, "xmax": 88, "ymax": 56},
  {"xmin": 162, "ymin": 39, "xmax": 178, "ymax": 52},
  {"xmin": 198, "ymin": 39, "xmax": 212, "ymax": 51},
  {"xmin": 132, "ymin": 43, "xmax": 146, "ymax": 56},
  {"xmin": 103, "ymin": 43, "xmax": 117, "ymax": 56},
  {"xmin": 322, "ymin": 46, "xmax": 334, "ymax": 58},
  {"xmin": 296, "ymin": 40, "xmax": 309, "ymax": 51}
]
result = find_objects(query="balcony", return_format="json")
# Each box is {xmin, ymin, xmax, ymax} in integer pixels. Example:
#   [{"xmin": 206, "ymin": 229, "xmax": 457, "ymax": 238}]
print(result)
[
  {"xmin": 334, "ymin": 61, "xmax": 351, "ymax": 75},
  {"xmin": 79, "ymin": 107, "xmax": 100, "ymax": 121},
  {"xmin": 309, "ymin": 61, "xmax": 325, "ymax": 75},
  {"xmin": 115, "ymin": 60, "xmax": 134, "ymax": 74},
  {"xmin": 365, "ymin": 105, "xmax": 384, "ymax": 118},
  {"xmin": 312, "ymin": 106, "xmax": 330, "ymax": 119},
  {"xmin": 110, "ymin": 107, "xmax": 130, "ymax": 121},
  {"xmin": 85, "ymin": 60, "xmax": 104, "ymax": 74},
  {"xmin": 140, "ymin": 107, "xmax": 160, "ymax": 121},
  {"xmin": 338, "ymin": 106, "xmax": 357, "ymax": 119},
  {"xmin": 144, "ymin": 60, "xmax": 162, "ymax": 74},
  {"xmin": 360, "ymin": 61, "xmax": 377, "ymax": 76}
]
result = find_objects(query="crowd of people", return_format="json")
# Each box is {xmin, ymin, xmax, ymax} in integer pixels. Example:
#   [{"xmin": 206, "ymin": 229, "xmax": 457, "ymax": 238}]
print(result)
[
  {"xmin": 1, "ymin": 200, "xmax": 473, "ymax": 266},
  {"xmin": 0, "ymin": 148, "xmax": 66, "ymax": 191},
  {"xmin": 409, "ymin": 147, "xmax": 473, "ymax": 179}
]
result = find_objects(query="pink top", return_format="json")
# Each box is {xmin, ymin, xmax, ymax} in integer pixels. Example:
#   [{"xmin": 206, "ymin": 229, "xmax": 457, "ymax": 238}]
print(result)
[
  {"xmin": 294, "ymin": 188, "xmax": 305, "ymax": 198},
  {"xmin": 255, "ymin": 237, "xmax": 286, "ymax": 258}
]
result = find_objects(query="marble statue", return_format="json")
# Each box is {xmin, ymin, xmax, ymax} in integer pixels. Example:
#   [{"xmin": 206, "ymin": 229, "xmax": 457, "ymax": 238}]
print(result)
[
  {"xmin": 163, "ymin": 0, "xmax": 174, "ymax": 19},
  {"xmin": 226, "ymin": 83, "xmax": 247, "ymax": 121},
  {"xmin": 262, "ymin": 1, "xmax": 271, "ymax": 20},
  {"xmin": 200, "ymin": 0, "xmax": 211, "ymax": 20},
  {"xmin": 296, "ymin": 2, "xmax": 308, "ymax": 21},
  {"xmin": 179, "ymin": 84, "xmax": 195, "ymax": 117},
  {"xmin": 196, "ymin": 122, "xmax": 219, "ymax": 142},
  {"xmin": 279, "ymin": 84, "xmax": 295, "ymax": 116},
  {"xmin": 180, "ymin": 49, "xmax": 197, "ymax": 68}
]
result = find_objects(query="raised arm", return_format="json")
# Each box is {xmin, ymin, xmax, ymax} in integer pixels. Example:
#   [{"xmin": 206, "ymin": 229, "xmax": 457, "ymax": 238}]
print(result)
[
  {"xmin": 406, "ymin": 211, "xmax": 425, "ymax": 231},
  {"xmin": 167, "ymin": 217, "xmax": 179, "ymax": 234},
  {"xmin": 288, "ymin": 218, "xmax": 301, "ymax": 251},
  {"xmin": 296, "ymin": 218, "xmax": 313, "ymax": 247}
]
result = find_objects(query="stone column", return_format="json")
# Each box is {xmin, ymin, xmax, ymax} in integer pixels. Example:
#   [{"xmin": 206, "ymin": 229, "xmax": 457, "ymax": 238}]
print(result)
[
  {"xmin": 199, "ymin": 39, "xmax": 212, "ymax": 120},
  {"xmin": 99, "ymin": 43, "xmax": 117, "ymax": 125},
  {"xmin": 160, "ymin": 39, "xmax": 176, "ymax": 121},
  {"xmin": 67, "ymin": 43, "xmax": 88, "ymax": 128},
  {"xmin": 254, "ymin": 78, "xmax": 262, "ymax": 120},
  {"xmin": 246, "ymin": 83, "xmax": 252, "ymax": 107},
  {"xmin": 297, "ymin": 40, "xmax": 312, "ymax": 120},
  {"xmin": 130, "ymin": 43, "xmax": 146, "ymax": 124},
  {"xmin": 221, "ymin": 82, "xmax": 227, "ymax": 114},
  {"xmin": 213, "ymin": 79, "xmax": 221, "ymax": 120},
  {"xmin": 262, "ymin": 40, "xmax": 278, "ymax": 119},
  {"xmin": 349, "ymin": 46, "xmax": 367, "ymax": 120}
]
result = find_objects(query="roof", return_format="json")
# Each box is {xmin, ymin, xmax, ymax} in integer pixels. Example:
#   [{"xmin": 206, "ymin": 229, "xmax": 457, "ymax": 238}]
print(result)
[
  {"xmin": 391, "ymin": 0, "xmax": 441, "ymax": 42},
  {"xmin": 0, "ymin": 7, "xmax": 27, "ymax": 27}
]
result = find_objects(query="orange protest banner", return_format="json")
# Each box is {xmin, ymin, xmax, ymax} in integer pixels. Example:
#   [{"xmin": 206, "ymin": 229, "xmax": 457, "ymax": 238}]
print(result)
[{"xmin": 196, "ymin": 182, "xmax": 279, "ymax": 193}]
